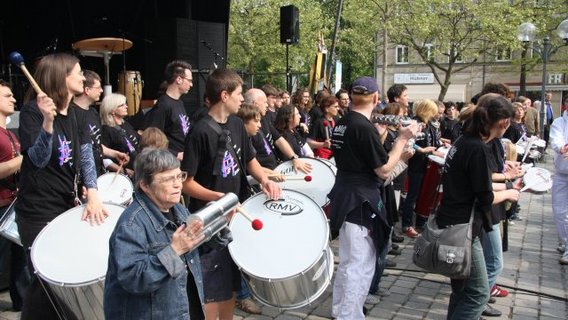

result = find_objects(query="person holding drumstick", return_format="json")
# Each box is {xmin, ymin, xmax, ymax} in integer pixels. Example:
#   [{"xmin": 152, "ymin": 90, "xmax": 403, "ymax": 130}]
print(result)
[
  {"xmin": 328, "ymin": 77, "xmax": 418, "ymax": 320},
  {"xmin": 181, "ymin": 69, "xmax": 280, "ymax": 320},
  {"xmin": 104, "ymin": 148, "xmax": 205, "ymax": 319},
  {"xmin": 16, "ymin": 53, "xmax": 108, "ymax": 320},
  {"xmin": 100, "ymin": 93, "xmax": 141, "ymax": 178},
  {"xmin": 307, "ymin": 96, "xmax": 339, "ymax": 159}
]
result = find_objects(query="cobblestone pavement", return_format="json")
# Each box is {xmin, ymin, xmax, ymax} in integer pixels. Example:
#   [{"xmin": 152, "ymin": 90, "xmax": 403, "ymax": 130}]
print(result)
[{"xmin": 0, "ymin": 157, "xmax": 566, "ymax": 320}]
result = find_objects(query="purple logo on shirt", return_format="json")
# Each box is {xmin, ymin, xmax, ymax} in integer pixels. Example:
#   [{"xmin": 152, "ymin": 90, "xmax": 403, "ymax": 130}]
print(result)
[
  {"xmin": 180, "ymin": 114, "xmax": 190, "ymax": 136},
  {"xmin": 57, "ymin": 134, "xmax": 72, "ymax": 166},
  {"xmin": 124, "ymin": 137, "xmax": 136, "ymax": 153},
  {"xmin": 262, "ymin": 137, "xmax": 272, "ymax": 155},
  {"xmin": 221, "ymin": 150, "xmax": 239, "ymax": 178}
]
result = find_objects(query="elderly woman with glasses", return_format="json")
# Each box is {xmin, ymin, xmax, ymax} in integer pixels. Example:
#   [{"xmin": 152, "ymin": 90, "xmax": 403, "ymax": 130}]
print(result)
[
  {"xmin": 104, "ymin": 148, "xmax": 205, "ymax": 319},
  {"xmin": 100, "ymin": 93, "xmax": 140, "ymax": 177}
]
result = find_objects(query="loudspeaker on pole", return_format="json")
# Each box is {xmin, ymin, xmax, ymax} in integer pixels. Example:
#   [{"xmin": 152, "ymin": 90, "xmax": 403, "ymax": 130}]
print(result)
[{"xmin": 280, "ymin": 5, "xmax": 299, "ymax": 45}]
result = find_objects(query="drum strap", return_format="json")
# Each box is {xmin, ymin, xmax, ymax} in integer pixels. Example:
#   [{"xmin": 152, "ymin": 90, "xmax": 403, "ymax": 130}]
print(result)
[{"xmin": 205, "ymin": 118, "xmax": 255, "ymax": 199}]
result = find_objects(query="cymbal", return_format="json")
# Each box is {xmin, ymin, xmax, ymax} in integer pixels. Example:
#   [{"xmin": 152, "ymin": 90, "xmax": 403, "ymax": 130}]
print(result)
[{"xmin": 73, "ymin": 37, "xmax": 133, "ymax": 53}]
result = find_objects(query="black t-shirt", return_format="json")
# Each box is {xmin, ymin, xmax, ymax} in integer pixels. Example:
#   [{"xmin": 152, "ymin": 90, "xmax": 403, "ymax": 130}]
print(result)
[
  {"xmin": 17, "ymin": 101, "xmax": 89, "ymax": 222},
  {"xmin": 101, "ymin": 121, "xmax": 140, "ymax": 170},
  {"xmin": 251, "ymin": 117, "xmax": 280, "ymax": 169},
  {"xmin": 72, "ymin": 103, "xmax": 104, "ymax": 175},
  {"xmin": 436, "ymin": 134, "xmax": 494, "ymax": 237},
  {"xmin": 503, "ymin": 122, "xmax": 525, "ymax": 144},
  {"xmin": 329, "ymin": 111, "xmax": 388, "ymax": 231},
  {"xmin": 408, "ymin": 121, "xmax": 441, "ymax": 174},
  {"xmin": 182, "ymin": 115, "xmax": 255, "ymax": 212},
  {"xmin": 441, "ymin": 118, "xmax": 458, "ymax": 141},
  {"xmin": 275, "ymin": 130, "xmax": 303, "ymax": 160},
  {"xmin": 331, "ymin": 111, "xmax": 388, "ymax": 176},
  {"xmin": 144, "ymin": 94, "xmax": 190, "ymax": 154},
  {"xmin": 309, "ymin": 116, "xmax": 337, "ymax": 158},
  {"xmin": 265, "ymin": 109, "xmax": 276, "ymax": 126},
  {"xmin": 487, "ymin": 138, "xmax": 506, "ymax": 224}
]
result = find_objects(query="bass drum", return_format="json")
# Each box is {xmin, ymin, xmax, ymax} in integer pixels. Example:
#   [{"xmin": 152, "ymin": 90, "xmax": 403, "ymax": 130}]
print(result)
[
  {"xmin": 31, "ymin": 203, "xmax": 125, "ymax": 320},
  {"xmin": 229, "ymin": 189, "xmax": 333, "ymax": 309},
  {"xmin": 117, "ymin": 71, "xmax": 143, "ymax": 116}
]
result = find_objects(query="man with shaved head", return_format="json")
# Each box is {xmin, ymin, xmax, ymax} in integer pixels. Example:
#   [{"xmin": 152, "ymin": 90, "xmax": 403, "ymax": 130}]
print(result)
[{"xmin": 244, "ymin": 88, "xmax": 311, "ymax": 173}]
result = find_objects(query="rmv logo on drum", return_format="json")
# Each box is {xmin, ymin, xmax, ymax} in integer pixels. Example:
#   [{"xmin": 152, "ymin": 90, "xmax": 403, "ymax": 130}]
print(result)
[{"xmin": 263, "ymin": 199, "xmax": 303, "ymax": 215}]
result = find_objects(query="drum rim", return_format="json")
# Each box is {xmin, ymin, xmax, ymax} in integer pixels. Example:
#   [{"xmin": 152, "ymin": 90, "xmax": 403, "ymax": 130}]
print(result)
[
  {"xmin": 274, "ymin": 158, "xmax": 336, "ymax": 207},
  {"xmin": 228, "ymin": 188, "xmax": 330, "ymax": 280},
  {"xmin": 31, "ymin": 203, "xmax": 125, "ymax": 285}
]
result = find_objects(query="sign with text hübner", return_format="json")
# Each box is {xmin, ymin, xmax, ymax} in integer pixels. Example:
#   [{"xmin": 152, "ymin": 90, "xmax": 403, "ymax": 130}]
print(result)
[{"xmin": 394, "ymin": 73, "xmax": 435, "ymax": 84}]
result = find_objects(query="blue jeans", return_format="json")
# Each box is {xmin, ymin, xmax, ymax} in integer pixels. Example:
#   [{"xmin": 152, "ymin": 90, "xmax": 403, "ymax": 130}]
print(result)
[
  {"xmin": 447, "ymin": 237, "xmax": 489, "ymax": 320},
  {"xmin": 401, "ymin": 172, "xmax": 423, "ymax": 229},
  {"xmin": 237, "ymin": 276, "xmax": 250, "ymax": 300},
  {"xmin": 481, "ymin": 223, "xmax": 503, "ymax": 290},
  {"xmin": 369, "ymin": 241, "xmax": 389, "ymax": 294}
]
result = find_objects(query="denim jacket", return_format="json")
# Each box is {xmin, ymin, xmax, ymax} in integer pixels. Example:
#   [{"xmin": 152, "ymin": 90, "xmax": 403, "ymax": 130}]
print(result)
[{"xmin": 104, "ymin": 192, "xmax": 204, "ymax": 319}]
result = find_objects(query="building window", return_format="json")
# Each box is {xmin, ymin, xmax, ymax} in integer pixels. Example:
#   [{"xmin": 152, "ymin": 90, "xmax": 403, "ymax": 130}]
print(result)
[
  {"xmin": 425, "ymin": 44, "xmax": 434, "ymax": 62},
  {"xmin": 496, "ymin": 47, "xmax": 512, "ymax": 61},
  {"xmin": 448, "ymin": 51, "xmax": 463, "ymax": 63},
  {"xmin": 396, "ymin": 45, "xmax": 409, "ymax": 64}
]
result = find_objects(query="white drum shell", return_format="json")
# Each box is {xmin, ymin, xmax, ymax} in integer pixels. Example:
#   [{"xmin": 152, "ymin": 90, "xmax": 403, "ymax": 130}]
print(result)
[
  {"xmin": 31, "ymin": 203, "xmax": 125, "ymax": 320},
  {"xmin": 229, "ymin": 190, "xmax": 333, "ymax": 309}
]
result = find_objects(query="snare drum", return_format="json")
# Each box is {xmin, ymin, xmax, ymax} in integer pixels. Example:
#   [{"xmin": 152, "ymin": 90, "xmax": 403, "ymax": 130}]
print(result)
[
  {"xmin": 31, "ymin": 203, "xmax": 125, "ymax": 320},
  {"xmin": 415, "ymin": 155, "xmax": 445, "ymax": 218},
  {"xmin": 522, "ymin": 167, "xmax": 552, "ymax": 193},
  {"xmin": 97, "ymin": 173, "xmax": 133, "ymax": 205},
  {"xmin": 117, "ymin": 71, "xmax": 143, "ymax": 116},
  {"xmin": 274, "ymin": 158, "xmax": 336, "ymax": 208},
  {"xmin": 0, "ymin": 199, "xmax": 21, "ymax": 246},
  {"xmin": 229, "ymin": 189, "xmax": 333, "ymax": 309}
]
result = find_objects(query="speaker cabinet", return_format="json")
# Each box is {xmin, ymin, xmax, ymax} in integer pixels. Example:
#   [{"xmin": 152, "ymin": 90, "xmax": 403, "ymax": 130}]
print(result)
[{"xmin": 280, "ymin": 5, "xmax": 299, "ymax": 44}]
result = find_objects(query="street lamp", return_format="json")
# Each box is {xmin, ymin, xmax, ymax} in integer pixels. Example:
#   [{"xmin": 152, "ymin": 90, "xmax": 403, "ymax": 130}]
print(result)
[{"xmin": 516, "ymin": 19, "xmax": 568, "ymax": 138}]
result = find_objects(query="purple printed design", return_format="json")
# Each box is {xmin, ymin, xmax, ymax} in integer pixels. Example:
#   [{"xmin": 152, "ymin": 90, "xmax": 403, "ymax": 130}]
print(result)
[
  {"xmin": 262, "ymin": 137, "xmax": 272, "ymax": 155},
  {"xmin": 124, "ymin": 137, "xmax": 136, "ymax": 153},
  {"xmin": 221, "ymin": 150, "xmax": 239, "ymax": 178},
  {"xmin": 58, "ymin": 134, "xmax": 73, "ymax": 166},
  {"xmin": 180, "ymin": 114, "xmax": 190, "ymax": 136}
]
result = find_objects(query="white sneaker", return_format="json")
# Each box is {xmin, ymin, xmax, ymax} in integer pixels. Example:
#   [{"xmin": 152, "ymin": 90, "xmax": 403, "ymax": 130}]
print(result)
[
  {"xmin": 557, "ymin": 244, "xmax": 566, "ymax": 254},
  {"xmin": 365, "ymin": 294, "xmax": 381, "ymax": 304},
  {"xmin": 560, "ymin": 253, "xmax": 568, "ymax": 265}
]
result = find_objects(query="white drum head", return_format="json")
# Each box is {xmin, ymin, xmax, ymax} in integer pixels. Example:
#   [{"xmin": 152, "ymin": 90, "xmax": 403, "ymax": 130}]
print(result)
[
  {"xmin": 97, "ymin": 173, "xmax": 133, "ymax": 205},
  {"xmin": 317, "ymin": 158, "xmax": 337, "ymax": 175},
  {"xmin": 31, "ymin": 203, "xmax": 125, "ymax": 285},
  {"xmin": 428, "ymin": 154, "xmax": 445, "ymax": 166},
  {"xmin": 533, "ymin": 139, "xmax": 546, "ymax": 148},
  {"xmin": 523, "ymin": 167, "xmax": 552, "ymax": 192},
  {"xmin": 274, "ymin": 158, "xmax": 336, "ymax": 207},
  {"xmin": 229, "ymin": 189, "xmax": 329, "ymax": 279}
]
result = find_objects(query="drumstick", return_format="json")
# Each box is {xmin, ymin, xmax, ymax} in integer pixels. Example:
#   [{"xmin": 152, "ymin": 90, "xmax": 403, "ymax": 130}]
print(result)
[
  {"xmin": 268, "ymin": 174, "xmax": 312, "ymax": 182},
  {"xmin": 236, "ymin": 207, "xmax": 263, "ymax": 230},
  {"xmin": 109, "ymin": 161, "xmax": 125, "ymax": 188},
  {"xmin": 9, "ymin": 52, "xmax": 57, "ymax": 117},
  {"xmin": 521, "ymin": 136, "xmax": 537, "ymax": 163},
  {"xmin": 323, "ymin": 120, "xmax": 330, "ymax": 140}
]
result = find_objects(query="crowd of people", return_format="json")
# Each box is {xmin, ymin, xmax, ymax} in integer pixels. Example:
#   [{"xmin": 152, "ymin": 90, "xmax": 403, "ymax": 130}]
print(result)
[{"xmin": 0, "ymin": 52, "xmax": 566, "ymax": 320}]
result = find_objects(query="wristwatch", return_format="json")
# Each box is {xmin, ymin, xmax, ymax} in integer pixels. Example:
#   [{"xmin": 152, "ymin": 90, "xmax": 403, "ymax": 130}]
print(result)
[{"xmin": 290, "ymin": 154, "xmax": 299, "ymax": 161}]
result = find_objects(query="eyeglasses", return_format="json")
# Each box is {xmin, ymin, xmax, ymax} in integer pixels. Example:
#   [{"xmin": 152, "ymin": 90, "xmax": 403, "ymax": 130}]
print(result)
[
  {"xmin": 180, "ymin": 77, "xmax": 193, "ymax": 84},
  {"xmin": 155, "ymin": 171, "xmax": 188, "ymax": 185}
]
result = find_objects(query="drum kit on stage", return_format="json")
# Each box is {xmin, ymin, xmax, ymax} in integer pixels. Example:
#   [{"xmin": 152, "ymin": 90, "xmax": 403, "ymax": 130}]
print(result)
[{"xmin": 72, "ymin": 37, "xmax": 143, "ymax": 116}]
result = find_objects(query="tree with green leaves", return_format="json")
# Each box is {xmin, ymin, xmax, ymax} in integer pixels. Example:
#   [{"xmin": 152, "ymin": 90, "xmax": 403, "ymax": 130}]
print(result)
[{"xmin": 228, "ymin": 0, "xmax": 334, "ymax": 89}]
